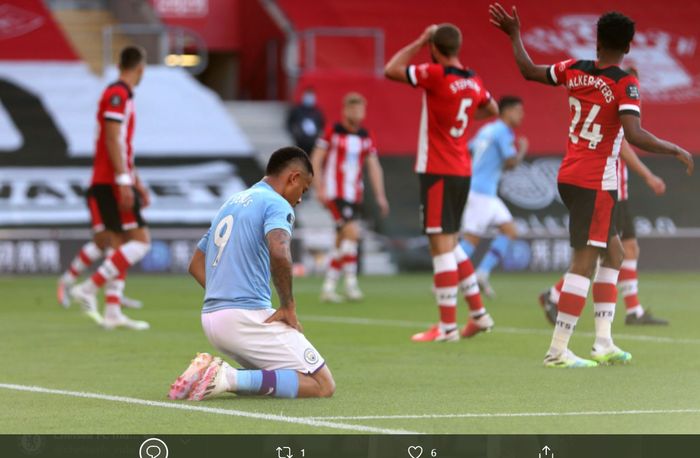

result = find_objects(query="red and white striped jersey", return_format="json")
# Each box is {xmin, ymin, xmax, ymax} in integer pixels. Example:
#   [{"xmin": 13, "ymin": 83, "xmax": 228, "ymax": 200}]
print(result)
[
  {"xmin": 316, "ymin": 122, "xmax": 377, "ymax": 203},
  {"xmin": 406, "ymin": 63, "xmax": 492, "ymax": 177},
  {"xmin": 92, "ymin": 81, "xmax": 136, "ymax": 185},
  {"xmin": 617, "ymin": 158, "xmax": 629, "ymax": 201},
  {"xmin": 547, "ymin": 59, "xmax": 641, "ymax": 191}
]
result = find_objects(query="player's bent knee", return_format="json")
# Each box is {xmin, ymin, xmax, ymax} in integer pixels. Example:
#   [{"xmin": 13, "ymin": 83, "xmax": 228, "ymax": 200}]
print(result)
[{"xmin": 313, "ymin": 366, "xmax": 336, "ymax": 398}]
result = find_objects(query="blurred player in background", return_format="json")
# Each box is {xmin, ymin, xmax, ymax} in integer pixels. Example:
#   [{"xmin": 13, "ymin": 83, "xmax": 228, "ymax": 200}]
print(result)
[
  {"xmin": 168, "ymin": 147, "xmax": 335, "ymax": 401},
  {"xmin": 539, "ymin": 67, "xmax": 669, "ymax": 326},
  {"xmin": 385, "ymin": 23, "xmax": 499, "ymax": 342},
  {"xmin": 68, "ymin": 46, "xmax": 152, "ymax": 330},
  {"xmin": 312, "ymin": 92, "xmax": 390, "ymax": 303},
  {"xmin": 490, "ymin": 4, "xmax": 693, "ymax": 367},
  {"xmin": 459, "ymin": 95, "xmax": 528, "ymax": 298}
]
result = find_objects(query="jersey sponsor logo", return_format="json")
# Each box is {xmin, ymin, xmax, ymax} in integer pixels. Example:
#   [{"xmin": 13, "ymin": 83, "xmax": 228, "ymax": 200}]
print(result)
[
  {"xmin": 304, "ymin": 348, "xmax": 319, "ymax": 365},
  {"xmin": 523, "ymin": 14, "xmax": 700, "ymax": 103},
  {"xmin": 418, "ymin": 63, "xmax": 430, "ymax": 79},
  {"xmin": 626, "ymin": 84, "xmax": 640, "ymax": 99}
]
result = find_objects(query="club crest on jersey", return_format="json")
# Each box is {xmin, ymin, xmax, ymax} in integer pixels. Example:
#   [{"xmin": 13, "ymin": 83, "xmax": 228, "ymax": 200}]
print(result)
[
  {"xmin": 287, "ymin": 213, "xmax": 295, "ymax": 225},
  {"xmin": 109, "ymin": 94, "xmax": 122, "ymax": 107},
  {"xmin": 304, "ymin": 348, "xmax": 319, "ymax": 364},
  {"xmin": 626, "ymin": 84, "xmax": 640, "ymax": 99}
]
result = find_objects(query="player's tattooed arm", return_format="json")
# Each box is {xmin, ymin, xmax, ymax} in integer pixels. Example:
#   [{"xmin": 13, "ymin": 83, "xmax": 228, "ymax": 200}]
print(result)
[
  {"xmin": 384, "ymin": 24, "xmax": 437, "ymax": 83},
  {"xmin": 621, "ymin": 115, "xmax": 694, "ymax": 176},
  {"xmin": 266, "ymin": 229, "xmax": 303, "ymax": 331},
  {"xmin": 488, "ymin": 4, "xmax": 550, "ymax": 85},
  {"xmin": 188, "ymin": 249, "xmax": 206, "ymax": 288},
  {"xmin": 267, "ymin": 228, "xmax": 295, "ymax": 307}
]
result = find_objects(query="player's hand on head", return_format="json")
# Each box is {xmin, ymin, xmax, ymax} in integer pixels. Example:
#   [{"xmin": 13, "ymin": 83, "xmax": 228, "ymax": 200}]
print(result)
[
  {"xmin": 118, "ymin": 185, "xmax": 135, "ymax": 211},
  {"xmin": 645, "ymin": 175, "xmax": 666, "ymax": 196},
  {"xmin": 419, "ymin": 24, "xmax": 438, "ymax": 45},
  {"xmin": 489, "ymin": 3, "xmax": 520, "ymax": 36}
]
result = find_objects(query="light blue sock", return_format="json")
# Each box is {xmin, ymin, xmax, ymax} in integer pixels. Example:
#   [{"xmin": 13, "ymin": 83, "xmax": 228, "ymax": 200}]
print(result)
[
  {"xmin": 235, "ymin": 369, "xmax": 299, "ymax": 398},
  {"xmin": 235, "ymin": 370, "xmax": 262, "ymax": 394},
  {"xmin": 459, "ymin": 238, "xmax": 476, "ymax": 258},
  {"xmin": 477, "ymin": 235, "xmax": 511, "ymax": 275}
]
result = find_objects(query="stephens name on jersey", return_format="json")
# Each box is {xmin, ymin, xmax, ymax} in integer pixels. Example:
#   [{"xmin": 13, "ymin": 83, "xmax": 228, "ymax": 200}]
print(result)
[
  {"xmin": 92, "ymin": 81, "xmax": 135, "ymax": 185},
  {"xmin": 547, "ymin": 59, "xmax": 641, "ymax": 191},
  {"xmin": 407, "ymin": 63, "xmax": 492, "ymax": 177}
]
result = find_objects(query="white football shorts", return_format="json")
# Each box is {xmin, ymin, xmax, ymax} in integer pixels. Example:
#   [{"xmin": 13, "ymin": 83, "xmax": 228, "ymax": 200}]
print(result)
[
  {"xmin": 201, "ymin": 308, "xmax": 325, "ymax": 375},
  {"xmin": 461, "ymin": 191, "xmax": 513, "ymax": 236}
]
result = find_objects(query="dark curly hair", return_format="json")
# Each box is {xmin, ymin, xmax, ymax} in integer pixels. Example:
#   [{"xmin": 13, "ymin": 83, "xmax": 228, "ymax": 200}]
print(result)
[{"xmin": 597, "ymin": 12, "xmax": 635, "ymax": 52}]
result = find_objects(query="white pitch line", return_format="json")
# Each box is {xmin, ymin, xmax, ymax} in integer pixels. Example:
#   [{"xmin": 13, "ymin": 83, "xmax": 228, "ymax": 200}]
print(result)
[
  {"xmin": 0, "ymin": 383, "xmax": 418, "ymax": 435},
  {"xmin": 301, "ymin": 315, "xmax": 700, "ymax": 345},
  {"xmin": 305, "ymin": 408, "xmax": 700, "ymax": 421}
]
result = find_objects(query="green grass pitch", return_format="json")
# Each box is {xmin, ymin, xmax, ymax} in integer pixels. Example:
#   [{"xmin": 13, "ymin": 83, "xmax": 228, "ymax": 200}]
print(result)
[{"xmin": 1, "ymin": 273, "xmax": 699, "ymax": 434}]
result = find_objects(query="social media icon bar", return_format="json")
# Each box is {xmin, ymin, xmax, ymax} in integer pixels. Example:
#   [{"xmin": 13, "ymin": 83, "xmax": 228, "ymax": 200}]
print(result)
[{"xmin": 139, "ymin": 437, "xmax": 169, "ymax": 458}]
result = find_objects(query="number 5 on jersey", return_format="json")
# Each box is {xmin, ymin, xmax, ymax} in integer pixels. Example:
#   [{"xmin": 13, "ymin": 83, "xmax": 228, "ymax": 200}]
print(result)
[
  {"xmin": 213, "ymin": 215, "xmax": 233, "ymax": 266},
  {"xmin": 450, "ymin": 98, "xmax": 473, "ymax": 138}
]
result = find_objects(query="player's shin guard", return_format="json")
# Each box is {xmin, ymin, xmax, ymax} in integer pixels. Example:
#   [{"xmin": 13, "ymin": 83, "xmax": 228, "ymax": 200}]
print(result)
[
  {"xmin": 593, "ymin": 267, "xmax": 619, "ymax": 349},
  {"xmin": 433, "ymin": 252, "xmax": 459, "ymax": 331},
  {"xmin": 227, "ymin": 366, "xmax": 299, "ymax": 398},
  {"xmin": 477, "ymin": 235, "xmax": 510, "ymax": 276},
  {"xmin": 63, "ymin": 241, "xmax": 103, "ymax": 283},
  {"xmin": 340, "ymin": 239, "xmax": 359, "ymax": 288},
  {"xmin": 549, "ymin": 273, "xmax": 590, "ymax": 355},
  {"xmin": 453, "ymin": 244, "xmax": 485, "ymax": 317},
  {"xmin": 89, "ymin": 241, "xmax": 150, "ymax": 290},
  {"xmin": 322, "ymin": 249, "xmax": 342, "ymax": 292},
  {"xmin": 618, "ymin": 259, "xmax": 643, "ymax": 317}
]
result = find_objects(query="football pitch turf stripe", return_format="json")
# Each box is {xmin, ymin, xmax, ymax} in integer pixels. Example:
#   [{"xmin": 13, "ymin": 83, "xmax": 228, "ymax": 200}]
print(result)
[
  {"xmin": 305, "ymin": 408, "xmax": 700, "ymax": 421},
  {"xmin": 301, "ymin": 315, "xmax": 700, "ymax": 345},
  {"xmin": 0, "ymin": 383, "xmax": 419, "ymax": 434}
]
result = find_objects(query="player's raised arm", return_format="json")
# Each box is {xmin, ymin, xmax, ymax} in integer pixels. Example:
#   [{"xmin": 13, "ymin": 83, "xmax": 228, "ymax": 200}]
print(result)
[
  {"xmin": 384, "ymin": 25, "xmax": 437, "ymax": 83},
  {"xmin": 619, "ymin": 140, "xmax": 666, "ymax": 195},
  {"xmin": 488, "ymin": 3, "xmax": 550, "ymax": 85},
  {"xmin": 265, "ymin": 228, "xmax": 302, "ymax": 331},
  {"xmin": 620, "ymin": 114, "xmax": 694, "ymax": 175}
]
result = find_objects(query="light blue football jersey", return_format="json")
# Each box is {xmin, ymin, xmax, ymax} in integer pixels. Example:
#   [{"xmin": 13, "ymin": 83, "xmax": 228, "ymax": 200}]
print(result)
[
  {"xmin": 469, "ymin": 119, "xmax": 517, "ymax": 196},
  {"xmin": 197, "ymin": 181, "xmax": 295, "ymax": 313}
]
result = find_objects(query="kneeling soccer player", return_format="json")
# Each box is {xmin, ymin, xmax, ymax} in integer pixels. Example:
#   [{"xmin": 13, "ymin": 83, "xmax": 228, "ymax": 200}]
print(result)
[{"xmin": 168, "ymin": 147, "xmax": 335, "ymax": 400}]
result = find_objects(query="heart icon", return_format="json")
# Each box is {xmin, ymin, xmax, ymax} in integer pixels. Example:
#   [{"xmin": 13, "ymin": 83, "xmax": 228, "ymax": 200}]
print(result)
[{"xmin": 407, "ymin": 445, "xmax": 423, "ymax": 458}]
